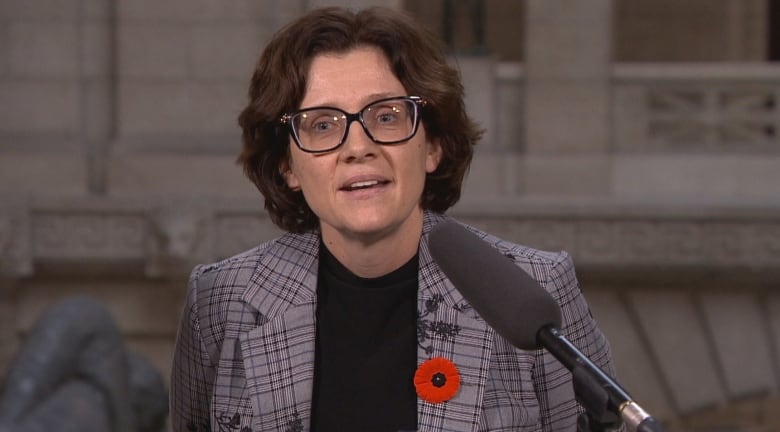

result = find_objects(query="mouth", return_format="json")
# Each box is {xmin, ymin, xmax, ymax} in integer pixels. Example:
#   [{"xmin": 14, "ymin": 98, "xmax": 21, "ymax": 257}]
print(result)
[{"xmin": 341, "ymin": 179, "xmax": 391, "ymax": 192}]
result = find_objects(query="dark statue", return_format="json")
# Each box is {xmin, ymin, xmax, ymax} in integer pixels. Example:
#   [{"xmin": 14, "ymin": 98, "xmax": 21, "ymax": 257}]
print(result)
[{"xmin": 0, "ymin": 296, "xmax": 168, "ymax": 432}]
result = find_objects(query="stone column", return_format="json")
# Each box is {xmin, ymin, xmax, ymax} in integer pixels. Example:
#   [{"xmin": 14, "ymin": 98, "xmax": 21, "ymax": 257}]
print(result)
[
  {"xmin": 457, "ymin": 55, "xmax": 496, "ymax": 154},
  {"xmin": 524, "ymin": 0, "xmax": 613, "ymax": 153},
  {"xmin": 520, "ymin": 0, "xmax": 614, "ymax": 197},
  {"xmin": 80, "ymin": 0, "xmax": 117, "ymax": 195}
]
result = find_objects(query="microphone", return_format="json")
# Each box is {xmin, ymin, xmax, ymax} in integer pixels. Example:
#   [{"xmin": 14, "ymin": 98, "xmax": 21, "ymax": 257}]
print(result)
[{"xmin": 428, "ymin": 220, "xmax": 663, "ymax": 432}]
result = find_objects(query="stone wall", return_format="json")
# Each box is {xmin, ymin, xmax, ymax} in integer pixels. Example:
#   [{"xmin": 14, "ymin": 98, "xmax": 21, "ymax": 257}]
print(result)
[{"xmin": 2, "ymin": 1, "xmax": 780, "ymax": 431}]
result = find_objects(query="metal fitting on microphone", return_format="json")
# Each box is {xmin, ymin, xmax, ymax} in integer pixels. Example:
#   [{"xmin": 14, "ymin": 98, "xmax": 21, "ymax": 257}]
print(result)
[{"xmin": 620, "ymin": 401, "xmax": 663, "ymax": 432}]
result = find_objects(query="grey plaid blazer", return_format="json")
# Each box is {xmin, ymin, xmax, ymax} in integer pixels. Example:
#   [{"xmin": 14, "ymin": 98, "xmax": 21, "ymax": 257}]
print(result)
[{"xmin": 170, "ymin": 212, "xmax": 616, "ymax": 432}]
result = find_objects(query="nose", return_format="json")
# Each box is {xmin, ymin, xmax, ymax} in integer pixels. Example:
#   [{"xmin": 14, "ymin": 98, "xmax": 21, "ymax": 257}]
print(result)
[{"xmin": 339, "ymin": 118, "xmax": 377, "ymax": 162}]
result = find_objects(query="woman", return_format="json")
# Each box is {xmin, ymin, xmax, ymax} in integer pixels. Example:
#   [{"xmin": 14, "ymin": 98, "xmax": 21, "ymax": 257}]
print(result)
[{"xmin": 170, "ymin": 6, "xmax": 616, "ymax": 432}]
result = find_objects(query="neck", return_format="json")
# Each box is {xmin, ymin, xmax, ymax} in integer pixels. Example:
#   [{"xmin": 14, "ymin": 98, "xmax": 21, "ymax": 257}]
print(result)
[{"xmin": 320, "ymin": 211, "xmax": 424, "ymax": 278}]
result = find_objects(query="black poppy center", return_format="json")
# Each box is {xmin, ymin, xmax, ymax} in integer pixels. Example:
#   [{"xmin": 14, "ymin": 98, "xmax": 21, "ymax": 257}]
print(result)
[{"xmin": 431, "ymin": 372, "xmax": 447, "ymax": 388}]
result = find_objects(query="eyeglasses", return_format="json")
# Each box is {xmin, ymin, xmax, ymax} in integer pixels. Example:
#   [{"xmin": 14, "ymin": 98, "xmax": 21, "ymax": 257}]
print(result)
[{"xmin": 280, "ymin": 96, "xmax": 427, "ymax": 153}]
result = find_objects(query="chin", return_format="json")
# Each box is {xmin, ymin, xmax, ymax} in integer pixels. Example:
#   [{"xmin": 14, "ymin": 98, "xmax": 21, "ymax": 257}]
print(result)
[
  {"xmin": 347, "ymin": 219, "xmax": 394, "ymax": 236},
  {"xmin": 335, "ymin": 214, "xmax": 400, "ymax": 238},
  {"xmin": 323, "ymin": 206, "xmax": 423, "ymax": 240}
]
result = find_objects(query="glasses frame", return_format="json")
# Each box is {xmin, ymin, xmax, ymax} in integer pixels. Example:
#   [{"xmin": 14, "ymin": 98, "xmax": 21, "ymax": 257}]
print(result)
[{"xmin": 280, "ymin": 96, "xmax": 427, "ymax": 154}]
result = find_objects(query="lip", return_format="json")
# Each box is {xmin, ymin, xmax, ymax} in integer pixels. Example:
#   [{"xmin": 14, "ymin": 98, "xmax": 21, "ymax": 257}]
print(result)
[{"xmin": 339, "ymin": 174, "xmax": 391, "ymax": 191}]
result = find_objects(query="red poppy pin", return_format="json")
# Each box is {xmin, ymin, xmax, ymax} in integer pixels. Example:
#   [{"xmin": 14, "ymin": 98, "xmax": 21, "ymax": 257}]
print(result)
[{"xmin": 414, "ymin": 357, "xmax": 460, "ymax": 403}]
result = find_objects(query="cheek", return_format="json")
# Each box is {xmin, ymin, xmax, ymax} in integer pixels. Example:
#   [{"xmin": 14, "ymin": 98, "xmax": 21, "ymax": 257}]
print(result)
[{"xmin": 286, "ymin": 154, "xmax": 332, "ymax": 192}]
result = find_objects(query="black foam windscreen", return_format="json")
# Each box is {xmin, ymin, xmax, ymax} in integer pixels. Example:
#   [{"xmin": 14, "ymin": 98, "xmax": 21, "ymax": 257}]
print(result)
[{"xmin": 428, "ymin": 221, "xmax": 563, "ymax": 350}]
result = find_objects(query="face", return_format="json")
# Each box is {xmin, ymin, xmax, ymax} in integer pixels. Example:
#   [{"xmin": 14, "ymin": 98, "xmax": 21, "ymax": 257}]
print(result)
[{"xmin": 283, "ymin": 46, "xmax": 442, "ymax": 248}]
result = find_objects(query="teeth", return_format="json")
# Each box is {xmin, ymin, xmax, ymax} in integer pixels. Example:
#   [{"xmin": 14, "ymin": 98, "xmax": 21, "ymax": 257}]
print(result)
[{"xmin": 348, "ymin": 180, "xmax": 380, "ymax": 189}]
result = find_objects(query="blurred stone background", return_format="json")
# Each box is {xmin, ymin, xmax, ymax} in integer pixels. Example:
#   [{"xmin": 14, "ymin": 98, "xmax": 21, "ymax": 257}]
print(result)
[{"xmin": 1, "ymin": 0, "xmax": 780, "ymax": 430}]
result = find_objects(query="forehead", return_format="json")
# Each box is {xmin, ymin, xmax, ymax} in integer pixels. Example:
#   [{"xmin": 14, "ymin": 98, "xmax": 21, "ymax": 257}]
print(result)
[{"xmin": 301, "ymin": 46, "xmax": 407, "ymax": 109}]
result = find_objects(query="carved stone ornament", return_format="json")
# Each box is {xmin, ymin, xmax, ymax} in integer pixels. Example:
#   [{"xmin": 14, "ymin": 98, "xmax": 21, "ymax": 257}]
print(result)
[{"xmin": 144, "ymin": 205, "xmax": 215, "ymax": 278}]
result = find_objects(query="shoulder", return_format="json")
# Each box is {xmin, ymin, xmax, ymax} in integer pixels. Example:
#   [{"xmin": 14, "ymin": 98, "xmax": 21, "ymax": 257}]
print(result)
[
  {"xmin": 479, "ymin": 229, "xmax": 578, "ymax": 306},
  {"xmin": 426, "ymin": 213, "xmax": 577, "ymax": 304},
  {"xmin": 473, "ymin": 226, "xmax": 579, "ymax": 307},
  {"xmin": 184, "ymin": 230, "xmax": 319, "ymax": 345},
  {"xmin": 479, "ymin": 229, "xmax": 573, "ymax": 282},
  {"xmin": 189, "ymin": 229, "xmax": 318, "ymax": 300},
  {"xmin": 188, "ymin": 240, "xmax": 272, "ymax": 303},
  {"xmin": 446, "ymin": 221, "xmax": 599, "ymax": 353},
  {"xmin": 428, "ymin": 213, "xmax": 572, "ymax": 282}
]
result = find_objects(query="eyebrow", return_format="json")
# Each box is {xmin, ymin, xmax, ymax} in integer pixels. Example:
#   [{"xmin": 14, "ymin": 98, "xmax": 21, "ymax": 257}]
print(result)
[
  {"xmin": 300, "ymin": 92, "xmax": 405, "ymax": 111},
  {"xmin": 362, "ymin": 92, "xmax": 399, "ymax": 103}
]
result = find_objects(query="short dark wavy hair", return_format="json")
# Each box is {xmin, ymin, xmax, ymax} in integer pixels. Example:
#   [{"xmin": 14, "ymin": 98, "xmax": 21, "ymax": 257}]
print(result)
[{"xmin": 237, "ymin": 6, "xmax": 482, "ymax": 233}]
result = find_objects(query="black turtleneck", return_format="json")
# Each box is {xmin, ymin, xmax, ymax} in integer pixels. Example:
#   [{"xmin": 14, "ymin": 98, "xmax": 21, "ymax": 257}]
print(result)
[{"xmin": 311, "ymin": 244, "xmax": 418, "ymax": 432}]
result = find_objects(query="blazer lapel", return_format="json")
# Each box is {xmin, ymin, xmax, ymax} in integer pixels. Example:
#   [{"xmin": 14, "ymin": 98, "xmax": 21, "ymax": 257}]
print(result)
[
  {"xmin": 239, "ymin": 232, "xmax": 319, "ymax": 432},
  {"xmin": 416, "ymin": 213, "xmax": 494, "ymax": 432}
]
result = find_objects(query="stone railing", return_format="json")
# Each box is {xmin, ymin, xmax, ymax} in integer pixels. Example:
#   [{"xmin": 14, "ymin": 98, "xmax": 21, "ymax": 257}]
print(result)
[
  {"xmin": 3, "ymin": 197, "xmax": 780, "ymax": 281},
  {"xmin": 490, "ymin": 62, "xmax": 780, "ymax": 155},
  {"xmin": 612, "ymin": 63, "xmax": 780, "ymax": 153}
]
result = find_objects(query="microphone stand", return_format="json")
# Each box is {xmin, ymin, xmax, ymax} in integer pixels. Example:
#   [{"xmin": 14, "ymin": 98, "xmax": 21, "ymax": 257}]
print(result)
[
  {"xmin": 572, "ymin": 365, "xmax": 621, "ymax": 432},
  {"xmin": 537, "ymin": 326, "xmax": 664, "ymax": 432}
]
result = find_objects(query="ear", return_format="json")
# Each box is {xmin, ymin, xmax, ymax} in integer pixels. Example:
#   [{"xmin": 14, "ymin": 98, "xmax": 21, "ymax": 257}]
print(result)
[
  {"xmin": 425, "ymin": 138, "xmax": 443, "ymax": 173},
  {"xmin": 280, "ymin": 159, "xmax": 301, "ymax": 190}
]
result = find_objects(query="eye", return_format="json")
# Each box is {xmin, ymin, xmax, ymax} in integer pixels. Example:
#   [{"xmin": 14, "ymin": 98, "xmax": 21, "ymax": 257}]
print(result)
[
  {"xmin": 312, "ymin": 117, "xmax": 337, "ymax": 132},
  {"xmin": 370, "ymin": 104, "xmax": 404, "ymax": 125},
  {"xmin": 297, "ymin": 111, "xmax": 343, "ymax": 134}
]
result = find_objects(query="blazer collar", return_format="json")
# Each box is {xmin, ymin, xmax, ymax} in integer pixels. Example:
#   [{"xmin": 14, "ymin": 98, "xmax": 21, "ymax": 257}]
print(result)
[{"xmin": 240, "ymin": 229, "xmax": 319, "ymax": 315}]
